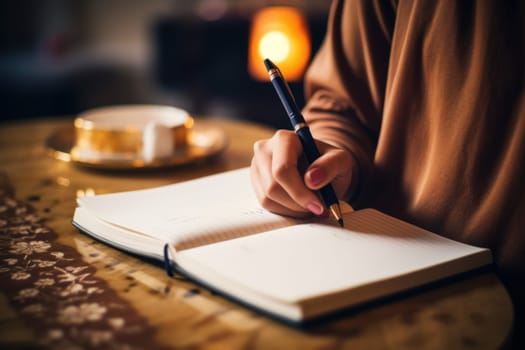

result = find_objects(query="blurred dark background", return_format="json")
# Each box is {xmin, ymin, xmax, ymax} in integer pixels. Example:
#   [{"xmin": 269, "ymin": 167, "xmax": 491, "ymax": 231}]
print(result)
[{"xmin": 0, "ymin": 0, "xmax": 330, "ymax": 129}]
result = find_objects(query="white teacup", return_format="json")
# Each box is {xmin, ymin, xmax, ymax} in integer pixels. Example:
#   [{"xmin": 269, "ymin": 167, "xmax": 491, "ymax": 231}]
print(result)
[{"xmin": 73, "ymin": 105, "xmax": 193, "ymax": 162}]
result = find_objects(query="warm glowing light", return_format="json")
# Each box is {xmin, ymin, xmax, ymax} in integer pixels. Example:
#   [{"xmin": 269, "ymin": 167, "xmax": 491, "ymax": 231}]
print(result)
[
  {"xmin": 258, "ymin": 31, "xmax": 290, "ymax": 63},
  {"xmin": 76, "ymin": 188, "xmax": 96, "ymax": 198},
  {"xmin": 248, "ymin": 7, "xmax": 311, "ymax": 81},
  {"xmin": 53, "ymin": 150, "xmax": 71, "ymax": 162},
  {"xmin": 56, "ymin": 176, "xmax": 71, "ymax": 187}
]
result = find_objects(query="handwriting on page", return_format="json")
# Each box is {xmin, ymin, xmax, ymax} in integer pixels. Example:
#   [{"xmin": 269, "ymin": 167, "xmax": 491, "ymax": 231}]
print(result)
[{"xmin": 241, "ymin": 208, "xmax": 266, "ymax": 215}]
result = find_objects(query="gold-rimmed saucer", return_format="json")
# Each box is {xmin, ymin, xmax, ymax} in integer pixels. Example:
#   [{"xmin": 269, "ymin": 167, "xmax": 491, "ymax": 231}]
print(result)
[{"xmin": 45, "ymin": 122, "xmax": 228, "ymax": 170}]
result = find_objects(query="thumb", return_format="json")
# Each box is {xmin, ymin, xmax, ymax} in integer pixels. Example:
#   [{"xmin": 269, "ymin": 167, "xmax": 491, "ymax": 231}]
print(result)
[{"xmin": 303, "ymin": 147, "xmax": 356, "ymax": 200}]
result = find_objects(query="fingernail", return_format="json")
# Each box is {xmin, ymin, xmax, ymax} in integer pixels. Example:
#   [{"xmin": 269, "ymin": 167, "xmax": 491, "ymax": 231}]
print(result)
[
  {"xmin": 308, "ymin": 167, "xmax": 325, "ymax": 186},
  {"xmin": 307, "ymin": 203, "xmax": 324, "ymax": 216}
]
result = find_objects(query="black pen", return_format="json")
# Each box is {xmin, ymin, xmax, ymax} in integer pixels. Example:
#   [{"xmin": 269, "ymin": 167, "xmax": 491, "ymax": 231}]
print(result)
[{"xmin": 264, "ymin": 58, "xmax": 344, "ymax": 227}]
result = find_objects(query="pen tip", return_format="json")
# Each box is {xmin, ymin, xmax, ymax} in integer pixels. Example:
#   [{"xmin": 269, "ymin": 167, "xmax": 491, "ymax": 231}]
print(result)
[
  {"xmin": 329, "ymin": 204, "xmax": 344, "ymax": 228},
  {"xmin": 263, "ymin": 58, "xmax": 275, "ymax": 71}
]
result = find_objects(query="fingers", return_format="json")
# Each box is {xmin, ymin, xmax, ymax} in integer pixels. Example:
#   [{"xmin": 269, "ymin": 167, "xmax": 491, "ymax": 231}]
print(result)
[
  {"xmin": 250, "ymin": 130, "xmax": 324, "ymax": 217},
  {"xmin": 270, "ymin": 132, "xmax": 325, "ymax": 212},
  {"xmin": 250, "ymin": 130, "xmax": 357, "ymax": 218},
  {"xmin": 250, "ymin": 161, "xmax": 311, "ymax": 218},
  {"xmin": 304, "ymin": 143, "xmax": 355, "ymax": 198}
]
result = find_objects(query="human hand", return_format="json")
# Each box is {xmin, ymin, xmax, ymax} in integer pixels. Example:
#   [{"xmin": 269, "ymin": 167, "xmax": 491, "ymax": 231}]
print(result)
[{"xmin": 250, "ymin": 129, "xmax": 356, "ymax": 218}]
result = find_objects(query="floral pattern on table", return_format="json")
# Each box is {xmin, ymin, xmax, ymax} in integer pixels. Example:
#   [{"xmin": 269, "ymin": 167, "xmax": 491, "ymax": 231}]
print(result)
[{"xmin": 0, "ymin": 187, "xmax": 169, "ymax": 349}]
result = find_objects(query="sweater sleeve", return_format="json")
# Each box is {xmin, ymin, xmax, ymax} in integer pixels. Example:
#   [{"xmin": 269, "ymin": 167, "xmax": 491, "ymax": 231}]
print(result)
[{"xmin": 302, "ymin": 0, "xmax": 396, "ymax": 202}]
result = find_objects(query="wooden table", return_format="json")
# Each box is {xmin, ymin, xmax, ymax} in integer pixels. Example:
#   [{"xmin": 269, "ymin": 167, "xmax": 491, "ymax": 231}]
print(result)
[{"xmin": 0, "ymin": 117, "xmax": 514, "ymax": 349}]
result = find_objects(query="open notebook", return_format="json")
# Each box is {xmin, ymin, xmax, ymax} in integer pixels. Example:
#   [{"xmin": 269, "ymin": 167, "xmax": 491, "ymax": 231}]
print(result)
[{"xmin": 73, "ymin": 168, "xmax": 492, "ymax": 324}]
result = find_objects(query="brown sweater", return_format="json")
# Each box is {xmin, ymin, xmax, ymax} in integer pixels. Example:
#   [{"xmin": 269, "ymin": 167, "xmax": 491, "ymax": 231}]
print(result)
[{"xmin": 303, "ymin": 0, "xmax": 525, "ymax": 303}]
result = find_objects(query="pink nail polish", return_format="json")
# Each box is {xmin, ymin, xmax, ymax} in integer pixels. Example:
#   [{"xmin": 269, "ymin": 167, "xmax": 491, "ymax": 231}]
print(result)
[
  {"xmin": 307, "ymin": 203, "xmax": 324, "ymax": 216},
  {"xmin": 308, "ymin": 167, "xmax": 325, "ymax": 186}
]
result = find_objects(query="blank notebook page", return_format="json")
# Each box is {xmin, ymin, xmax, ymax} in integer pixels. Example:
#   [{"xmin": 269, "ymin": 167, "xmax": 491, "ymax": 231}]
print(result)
[{"xmin": 178, "ymin": 209, "xmax": 489, "ymax": 303}]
